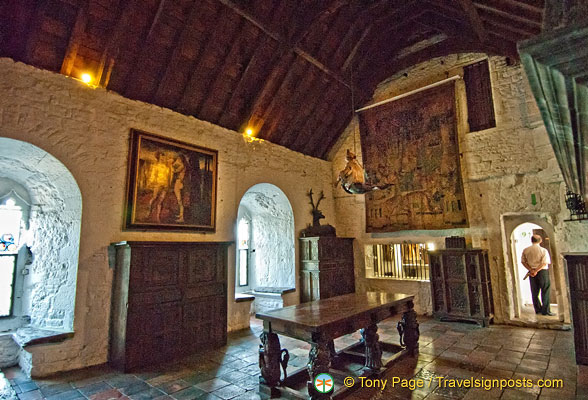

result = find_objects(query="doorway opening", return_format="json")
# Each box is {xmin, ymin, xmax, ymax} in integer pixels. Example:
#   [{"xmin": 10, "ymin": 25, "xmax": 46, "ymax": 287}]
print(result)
[
  {"xmin": 502, "ymin": 214, "xmax": 570, "ymax": 328},
  {"xmin": 511, "ymin": 223, "xmax": 557, "ymax": 321}
]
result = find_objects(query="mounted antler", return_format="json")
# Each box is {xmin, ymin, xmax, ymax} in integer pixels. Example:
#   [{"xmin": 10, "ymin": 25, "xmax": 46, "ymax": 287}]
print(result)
[
  {"xmin": 308, "ymin": 189, "xmax": 325, "ymax": 227},
  {"xmin": 308, "ymin": 189, "xmax": 325, "ymax": 212},
  {"xmin": 300, "ymin": 189, "xmax": 336, "ymax": 237}
]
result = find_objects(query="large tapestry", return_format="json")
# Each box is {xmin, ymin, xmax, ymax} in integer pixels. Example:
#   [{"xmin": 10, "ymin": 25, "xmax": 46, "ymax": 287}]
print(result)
[{"xmin": 359, "ymin": 82, "xmax": 468, "ymax": 232}]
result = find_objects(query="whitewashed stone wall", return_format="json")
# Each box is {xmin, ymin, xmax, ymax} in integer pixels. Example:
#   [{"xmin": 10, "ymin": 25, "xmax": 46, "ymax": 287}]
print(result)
[
  {"xmin": 0, "ymin": 140, "xmax": 82, "ymax": 333},
  {"xmin": 331, "ymin": 53, "xmax": 588, "ymax": 322},
  {"xmin": 0, "ymin": 58, "xmax": 336, "ymax": 376},
  {"xmin": 0, "ymin": 335, "xmax": 19, "ymax": 368},
  {"xmin": 239, "ymin": 184, "xmax": 295, "ymax": 289}
]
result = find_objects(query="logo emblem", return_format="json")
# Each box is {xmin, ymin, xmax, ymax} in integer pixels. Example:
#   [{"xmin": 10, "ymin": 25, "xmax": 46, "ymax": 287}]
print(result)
[{"xmin": 314, "ymin": 373, "xmax": 334, "ymax": 393}]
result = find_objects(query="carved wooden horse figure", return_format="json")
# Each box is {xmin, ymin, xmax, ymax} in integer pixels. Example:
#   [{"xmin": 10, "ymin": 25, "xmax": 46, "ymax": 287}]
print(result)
[
  {"xmin": 334, "ymin": 149, "xmax": 393, "ymax": 194},
  {"xmin": 259, "ymin": 332, "xmax": 289, "ymax": 387}
]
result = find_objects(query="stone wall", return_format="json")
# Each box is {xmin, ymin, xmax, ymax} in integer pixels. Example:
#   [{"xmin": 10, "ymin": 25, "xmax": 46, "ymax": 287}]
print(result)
[
  {"xmin": 0, "ymin": 58, "xmax": 335, "ymax": 376},
  {"xmin": 331, "ymin": 53, "xmax": 588, "ymax": 322},
  {"xmin": 0, "ymin": 335, "xmax": 19, "ymax": 368}
]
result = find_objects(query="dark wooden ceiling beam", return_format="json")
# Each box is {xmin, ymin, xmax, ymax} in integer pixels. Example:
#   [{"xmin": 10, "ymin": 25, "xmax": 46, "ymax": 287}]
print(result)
[
  {"xmin": 243, "ymin": 51, "xmax": 297, "ymax": 135},
  {"xmin": 299, "ymin": 85, "xmax": 347, "ymax": 156},
  {"xmin": 294, "ymin": 0, "xmax": 347, "ymax": 47},
  {"xmin": 217, "ymin": 35, "xmax": 280, "ymax": 129},
  {"xmin": 116, "ymin": 0, "xmax": 167, "ymax": 94},
  {"xmin": 456, "ymin": 0, "xmax": 488, "ymax": 43},
  {"xmin": 151, "ymin": 0, "xmax": 218, "ymax": 109},
  {"xmin": 277, "ymin": 74, "xmax": 332, "ymax": 148},
  {"xmin": 155, "ymin": 0, "xmax": 224, "ymax": 110},
  {"xmin": 0, "ymin": 0, "xmax": 39, "ymax": 61},
  {"xmin": 316, "ymin": 106, "xmax": 354, "ymax": 159},
  {"xmin": 95, "ymin": 0, "xmax": 135, "ymax": 87},
  {"xmin": 176, "ymin": 7, "xmax": 243, "ymax": 116},
  {"xmin": 216, "ymin": 0, "xmax": 350, "ymax": 90},
  {"xmin": 416, "ymin": 11, "xmax": 471, "ymax": 37},
  {"xmin": 141, "ymin": 0, "xmax": 202, "ymax": 104},
  {"xmin": 256, "ymin": 57, "xmax": 307, "ymax": 141},
  {"xmin": 478, "ymin": 0, "xmax": 544, "ymax": 16},
  {"xmin": 265, "ymin": 64, "xmax": 323, "ymax": 143},
  {"xmin": 60, "ymin": 1, "xmax": 88, "ymax": 76},
  {"xmin": 288, "ymin": 82, "xmax": 339, "ymax": 150},
  {"xmin": 351, "ymin": 1, "xmax": 428, "ymax": 74},
  {"xmin": 482, "ymin": 16, "xmax": 536, "ymax": 41},
  {"xmin": 474, "ymin": 2, "xmax": 543, "ymax": 30},
  {"xmin": 22, "ymin": 0, "xmax": 51, "ymax": 65},
  {"xmin": 199, "ymin": 25, "xmax": 262, "ymax": 124},
  {"xmin": 332, "ymin": 0, "xmax": 388, "ymax": 71}
]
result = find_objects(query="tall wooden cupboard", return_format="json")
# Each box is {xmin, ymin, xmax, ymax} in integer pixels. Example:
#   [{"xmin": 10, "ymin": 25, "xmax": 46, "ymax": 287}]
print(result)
[
  {"xmin": 563, "ymin": 253, "xmax": 588, "ymax": 365},
  {"xmin": 109, "ymin": 241, "xmax": 230, "ymax": 371},
  {"xmin": 299, "ymin": 236, "xmax": 355, "ymax": 302}
]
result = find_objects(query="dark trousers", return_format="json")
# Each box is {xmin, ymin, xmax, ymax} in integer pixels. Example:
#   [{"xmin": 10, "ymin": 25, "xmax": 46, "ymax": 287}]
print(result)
[{"xmin": 529, "ymin": 269, "xmax": 551, "ymax": 314}]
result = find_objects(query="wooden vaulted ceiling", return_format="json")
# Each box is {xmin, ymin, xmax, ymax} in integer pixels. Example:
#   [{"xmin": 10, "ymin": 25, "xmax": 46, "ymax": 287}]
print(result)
[{"xmin": 0, "ymin": 0, "xmax": 545, "ymax": 159}]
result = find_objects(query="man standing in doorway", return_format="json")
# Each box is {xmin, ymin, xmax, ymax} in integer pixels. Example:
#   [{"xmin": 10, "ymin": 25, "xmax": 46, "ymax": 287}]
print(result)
[{"xmin": 521, "ymin": 234, "xmax": 554, "ymax": 316}]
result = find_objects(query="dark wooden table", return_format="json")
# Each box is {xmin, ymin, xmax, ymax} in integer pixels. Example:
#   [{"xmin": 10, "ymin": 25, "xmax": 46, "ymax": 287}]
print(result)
[{"xmin": 256, "ymin": 292, "xmax": 419, "ymax": 399}]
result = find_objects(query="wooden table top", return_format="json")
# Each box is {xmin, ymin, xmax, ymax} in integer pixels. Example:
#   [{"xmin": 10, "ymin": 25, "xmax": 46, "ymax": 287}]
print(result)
[{"xmin": 255, "ymin": 292, "xmax": 414, "ymax": 332}]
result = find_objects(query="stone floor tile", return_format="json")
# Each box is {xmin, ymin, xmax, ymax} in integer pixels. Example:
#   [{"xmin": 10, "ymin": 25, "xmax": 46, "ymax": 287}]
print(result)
[
  {"xmin": 79, "ymin": 381, "xmax": 114, "ymax": 396},
  {"xmin": 156, "ymin": 380, "xmax": 191, "ymax": 395},
  {"xmin": 17, "ymin": 390, "xmax": 43, "ymax": 400},
  {"xmin": 461, "ymin": 387, "xmax": 502, "ymax": 399},
  {"xmin": 500, "ymin": 388, "xmax": 537, "ymax": 400},
  {"xmin": 194, "ymin": 379, "xmax": 231, "ymax": 393},
  {"xmin": 170, "ymin": 386, "xmax": 207, "ymax": 400},
  {"xmin": 128, "ymin": 387, "xmax": 166, "ymax": 400},
  {"xmin": 39, "ymin": 382, "xmax": 74, "ymax": 397},
  {"xmin": 209, "ymin": 384, "xmax": 246, "ymax": 400},
  {"xmin": 487, "ymin": 360, "xmax": 518, "ymax": 372}
]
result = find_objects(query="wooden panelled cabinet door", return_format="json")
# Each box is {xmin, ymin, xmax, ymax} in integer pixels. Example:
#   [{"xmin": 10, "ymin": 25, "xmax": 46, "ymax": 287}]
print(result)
[
  {"xmin": 109, "ymin": 241, "xmax": 230, "ymax": 371},
  {"xmin": 428, "ymin": 249, "xmax": 493, "ymax": 327},
  {"xmin": 563, "ymin": 254, "xmax": 588, "ymax": 365},
  {"xmin": 299, "ymin": 237, "xmax": 355, "ymax": 302}
]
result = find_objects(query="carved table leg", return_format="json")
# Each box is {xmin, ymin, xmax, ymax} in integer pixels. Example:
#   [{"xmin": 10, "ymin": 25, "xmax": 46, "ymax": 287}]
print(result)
[
  {"xmin": 307, "ymin": 338, "xmax": 332, "ymax": 400},
  {"xmin": 328, "ymin": 340, "xmax": 337, "ymax": 359},
  {"xmin": 361, "ymin": 323, "xmax": 382, "ymax": 370},
  {"xmin": 398, "ymin": 302, "xmax": 420, "ymax": 356},
  {"xmin": 259, "ymin": 331, "xmax": 287, "ymax": 388}
]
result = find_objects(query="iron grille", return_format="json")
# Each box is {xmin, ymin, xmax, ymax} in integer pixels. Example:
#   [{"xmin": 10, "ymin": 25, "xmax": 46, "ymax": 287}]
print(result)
[{"xmin": 367, "ymin": 243, "xmax": 430, "ymax": 281}]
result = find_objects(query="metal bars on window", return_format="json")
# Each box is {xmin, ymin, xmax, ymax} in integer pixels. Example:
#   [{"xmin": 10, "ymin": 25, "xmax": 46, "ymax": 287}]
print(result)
[{"xmin": 367, "ymin": 243, "xmax": 430, "ymax": 281}]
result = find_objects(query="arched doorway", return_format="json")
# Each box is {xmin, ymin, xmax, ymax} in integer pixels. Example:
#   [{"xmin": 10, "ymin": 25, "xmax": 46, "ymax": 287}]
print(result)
[
  {"xmin": 0, "ymin": 138, "xmax": 82, "ymax": 333},
  {"xmin": 502, "ymin": 214, "xmax": 570, "ymax": 326},
  {"xmin": 235, "ymin": 184, "xmax": 295, "ymax": 302},
  {"xmin": 511, "ymin": 222, "xmax": 557, "ymax": 319}
]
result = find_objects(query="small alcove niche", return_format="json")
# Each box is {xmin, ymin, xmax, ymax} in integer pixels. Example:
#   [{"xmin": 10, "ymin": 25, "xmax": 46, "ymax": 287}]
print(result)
[
  {"xmin": 235, "ymin": 184, "xmax": 295, "ymax": 311},
  {"xmin": 0, "ymin": 138, "xmax": 82, "ymax": 337}
]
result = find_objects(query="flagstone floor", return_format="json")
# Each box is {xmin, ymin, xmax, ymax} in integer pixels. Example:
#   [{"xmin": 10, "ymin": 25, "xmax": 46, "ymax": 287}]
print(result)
[{"xmin": 1, "ymin": 316, "xmax": 586, "ymax": 400}]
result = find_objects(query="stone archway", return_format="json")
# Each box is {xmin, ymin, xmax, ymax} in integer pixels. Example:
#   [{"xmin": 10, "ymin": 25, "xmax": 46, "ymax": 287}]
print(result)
[
  {"xmin": 0, "ymin": 138, "xmax": 82, "ymax": 332},
  {"xmin": 236, "ymin": 183, "xmax": 295, "ymax": 292},
  {"xmin": 502, "ymin": 214, "xmax": 570, "ymax": 326}
]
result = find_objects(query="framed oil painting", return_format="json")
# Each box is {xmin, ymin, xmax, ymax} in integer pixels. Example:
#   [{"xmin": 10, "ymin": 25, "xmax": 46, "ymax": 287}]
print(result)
[{"xmin": 124, "ymin": 129, "xmax": 217, "ymax": 231}]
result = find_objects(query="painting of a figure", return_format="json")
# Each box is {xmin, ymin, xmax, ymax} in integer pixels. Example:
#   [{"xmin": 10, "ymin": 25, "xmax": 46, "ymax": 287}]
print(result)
[{"xmin": 125, "ymin": 129, "xmax": 217, "ymax": 231}]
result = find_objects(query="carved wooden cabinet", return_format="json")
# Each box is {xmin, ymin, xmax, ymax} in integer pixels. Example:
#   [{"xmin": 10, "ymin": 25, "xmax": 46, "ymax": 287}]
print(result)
[
  {"xmin": 563, "ymin": 253, "xmax": 588, "ymax": 365},
  {"xmin": 428, "ymin": 249, "xmax": 494, "ymax": 326},
  {"xmin": 299, "ymin": 236, "xmax": 355, "ymax": 302},
  {"xmin": 109, "ymin": 241, "xmax": 230, "ymax": 371}
]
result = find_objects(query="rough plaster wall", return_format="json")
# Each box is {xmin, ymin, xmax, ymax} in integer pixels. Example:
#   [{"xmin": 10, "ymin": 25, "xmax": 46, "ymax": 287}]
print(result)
[
  {"xmin": 240, "ymin": 184, "xmax": 295, "ymax": 289},
  {"xmin": 0, "ymin": 58, "xmax": 335, "ymax": 376},
  {"xmin": 0, "ymin": 335, "xmax": 20, "ymax": 368},
  {"xmin": 0, "ymin": 178, "xmax": 31, "ymax": 203},
  {"xmin": 0, "ymin": 140, "xmax": 81, "ymax": 331},
  {"xmin": 331, "ymin": 54, "xmax": 588, "ymax": 321}
]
